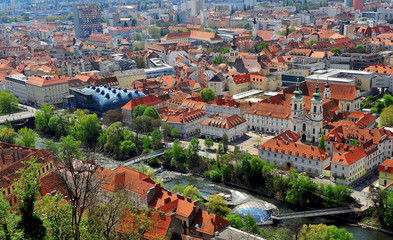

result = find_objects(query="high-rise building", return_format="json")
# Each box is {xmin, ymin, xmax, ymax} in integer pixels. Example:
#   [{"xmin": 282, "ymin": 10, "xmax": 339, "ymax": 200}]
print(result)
[
  {"xmin": 73, "ymin": 3, "xmax": 103, "ymax": 39},
  {"xmin": 191, "ymin": 0, "xmax": 204, "ymax": 16},
  {"xmin": 353, "ymin": 0, "xmax": 363, "ymax": 10},
  {"xmin": 344, "ymin": 0, "xmax": 352, "ymax": 7}
]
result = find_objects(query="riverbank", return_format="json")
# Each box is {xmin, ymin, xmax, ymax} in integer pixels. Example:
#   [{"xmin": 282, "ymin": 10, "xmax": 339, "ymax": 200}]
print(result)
[{"xmin": 156, "ymin": 169, "xmax": 393, "ymax": 239}]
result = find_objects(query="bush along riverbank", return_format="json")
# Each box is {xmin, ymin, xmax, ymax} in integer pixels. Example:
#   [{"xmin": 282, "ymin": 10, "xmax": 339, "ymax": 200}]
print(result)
[
  {"xmin": 148, "ymin": 139, "xmax": 393, "ymax": 237},
  {"xmin": 149, "ymin": 139, "xmax": 355, "ymax": 210}
]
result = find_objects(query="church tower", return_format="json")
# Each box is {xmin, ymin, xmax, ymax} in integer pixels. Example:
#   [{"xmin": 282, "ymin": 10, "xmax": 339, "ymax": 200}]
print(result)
[
  {"xmin": 311, "ymin": 79, "xmax": 323, "ymax": 121},
  {"xmin": 291, "ymin": 78, "xmax": 303, "ymax": 118},
  {"xmin": 323, "ymin": 77, "xmax": 331, "ymax": 99},
  {"xmin": 229, "ymin": 35, "xmax": 239, "ymax": 63},
  {"xmin": 310, "ymin": 79, "xmax": 323, "ymax": 142},
  {"xmin": 252, "ymin": 17, "xmax": 258, "ymax": 39}
]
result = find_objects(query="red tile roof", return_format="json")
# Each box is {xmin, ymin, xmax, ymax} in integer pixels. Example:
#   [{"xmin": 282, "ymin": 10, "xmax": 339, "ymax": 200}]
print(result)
[
  {"xmin": 121, "ymin": 95, "xmax": 163, "ymax": 111},
  {"xmin": 379, "ymin": 159, "xmax": 393, "ymax": 174},
  {"xmin": 190, "ymin": 209, "xmax": 230, "ymax": 236},
  {"xmin": 26, "ymin": 75, "xmax": 71, "ymax": 87},
  {"xmin": 260, "ymin": 137, "xmax": 330, "ymax": 161},
  {"xmin": 201, "ymin": 113, "xmax": 246, "ymax": 129},
  {"xmin": 246, "ymin": 102, "xmax": 291, "ymax": 119},
  {"xmin": 331, "ymin": 146, "xmax": 366, "ymax": 166}
]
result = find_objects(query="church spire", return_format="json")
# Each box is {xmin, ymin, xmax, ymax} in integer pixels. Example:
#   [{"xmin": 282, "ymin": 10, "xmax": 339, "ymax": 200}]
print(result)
[
  {"xmin": 293, "ymin": 77, "xmax": 303, "ymax": 98},
  {"xmin": 231, "ymin": 35, "xmax": 237, "ymax": 50},
  {"xmin": 313, "ymin": 75, "xmax": 322, "ymax": 101}
]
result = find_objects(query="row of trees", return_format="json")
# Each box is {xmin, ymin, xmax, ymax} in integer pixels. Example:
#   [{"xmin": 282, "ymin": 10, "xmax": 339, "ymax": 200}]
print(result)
[
  {"xmin": 152, "ymin": 139, "xmax": 354, "ymax": 209},
  {"xmin": 34, "ymin": 103, "xmax": 172, "ymax": 160},
  {"xmin": 35, "ymin": 105, "xmax": 101, "ymax": 148},
  {"xmin": 367, "ymin": 189, "xmax": 393, "ymax": 227},
  {"xmin": 0, "ymin": 122, "xmax": 39, "ymax": 148},
  {"xmin": 0, "ymin": 90, "xmax": 19, "ymax": 114}
]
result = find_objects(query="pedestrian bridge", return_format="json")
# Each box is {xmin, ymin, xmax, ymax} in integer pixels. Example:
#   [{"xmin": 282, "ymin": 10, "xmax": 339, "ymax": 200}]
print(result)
[
  {"xmin": 0, "ymin": 104, "xmax": 36, "ymax": 124},
  {"xmin": 271, "ymin": 207, "xmax": 362, "ymax": 221},
  {"xmin": 122, "ymin": 148, "xmax": 166, "ymax": 167}
]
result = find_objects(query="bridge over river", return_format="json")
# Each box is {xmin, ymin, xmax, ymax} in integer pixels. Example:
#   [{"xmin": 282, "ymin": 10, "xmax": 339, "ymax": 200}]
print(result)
[
  {"xmin": 271, "ymin": 206, "xmax": 363, "ymax": 221},
  {"xmin": 0, "ymin": 104, "xmax": 36, "ymax": 124}
]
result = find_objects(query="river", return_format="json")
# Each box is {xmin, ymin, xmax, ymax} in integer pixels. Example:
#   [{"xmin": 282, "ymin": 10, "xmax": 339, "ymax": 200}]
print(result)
[{"xmin": 156, "ymin": 170, "xmax": 393, "ymax": 240}]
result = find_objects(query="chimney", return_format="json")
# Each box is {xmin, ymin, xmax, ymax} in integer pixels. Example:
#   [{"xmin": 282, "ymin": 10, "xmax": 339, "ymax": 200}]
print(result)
[
  {"xmin": 1, "ymin": 149, "xmax": 4, "ymax": 165},
  {"xmin": 12, "ymin": 148, "xmax": 15, "ymax": 163},
  {"xmin": 164, "ymin": 197, "xmax": 171, "ymax": 204},
  {"xmin": 114, "ymin": 172, "xmax": 126, "ymax": 191}
]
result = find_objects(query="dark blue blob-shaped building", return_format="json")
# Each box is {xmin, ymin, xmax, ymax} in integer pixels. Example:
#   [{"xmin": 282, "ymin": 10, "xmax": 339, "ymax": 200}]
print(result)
[{"xmin": 68, "ymin": 85, "xmax": 146, "ymax": 113}]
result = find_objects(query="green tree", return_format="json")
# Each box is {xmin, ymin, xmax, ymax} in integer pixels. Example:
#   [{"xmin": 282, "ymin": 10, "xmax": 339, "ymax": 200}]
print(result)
[
  {"xmin": 222, "ymin": 133, "xmax": 228, "ymax": 153},
  {"xmin": 162, "ymin": 123, "xmax": 171, "ymax": 143},
  {"xmin": 380, "ymin": 105, "xmax": 393, "ymax": 127},
  {"xmin": 171, "ymin": 140, "xmax": 186, "ymax": 171},
  {"xmin": 212, "ymin": 55, "xmax": 225, "ymax": 65},
  {"xmin": 104, "ymin": 122, "xmax": 123, "ymax": 158},
  {"xmin": 221, "ymin": 164, "xmax": 232, "ymax": 182},
  {"xmin": 204, "ymin": 138, "xmax": 214, "ymax": 151},
  {"xmin": 244, "ymin": 23, "xmax": 250, "ymax": 29},
  {"xmin": 324, "ymin": 225, "xmax": 354, "ymax": 240},
  {"xmin": 171, "ymin": 128, "xmax": 180, "ymax": 138},
  {"xmin": 285, "ymin": 175, "xmax": 317, "ymax": 207},
  {"xmin": 150, "ymin": 129, "xmax": 162, "ymax": 150},
  {"xmin": 116, "ymin": 208, "xmax": 162, "ymax": 239},
  {"xmin": 16, "ymin": 127, "xmax": 37, "ymax": 148},
  {"xmin": 134, "ymin": 33, "xmax": 142, "ymax": 41},
  {"xmin": 120, "ymin": 140, "xmax": 137, "ymax": 157},
  {"xmin": 162, "ymin": 28, "xmax": 169, "ymax": 36},
  {"xmin": 148, "ymin": 27, "xmax": 161, "ymax": 39},
  {"xmin": 143, "ymin": 107, "xmax": 160, "ymax": 119},
  {"xmin": 35, "ymin": 104, "xmax": 55, "ymax": 133},
  {"xmin": 331, "ymin": 48, "xmax": 343, "ymax": 55},
  {"xmin": 210, "ymin": 170, "xmax": 221, "ymax": 182},
  {"xmin": 132, "ymin": 46, "xmax": 141, "ymax": 51},
  {"xmin": 0, "ymin": 195, "xmax": 23, "ymax": 240},
  {"xmin": 384, "ymin": 192, "xmax": 393, "ymax": 226},
  {"xmin": 205, "ymin": 195, "xmax": 232, "ymax": 217},
  {"xmin": 356, "ymin": 45, "xmax": 366, "ymax": 53},
  {"xmin": 297, "ymin": 224, "xmax": 327, "ymax": 240},
  {"xmin": 243, "ymin": 215, "xmax": 259, "ymax": 234},
  {"xmin": 74, "ymin": 113, "xmax": 101, "ymax": 148},
  {"xmin": 14, "ymin": 157, "xmax": 46, "ymax": 240},
  {"xmin": 183, "ymin": 185, "xmax": 202, "ymax": 200},
  {"xmin": 44, "ymin": 140, "xmax": 59, "ymax": 155},
  {"xmin": 0, "ymin": 126, "xmax": 16, "ymax": 143},
  {"xmin": 200, "ymin": 88, "xmax": 216, "ymax": 103},
  {"xmin": 318, "ymin": 134, "xmax": 326, "ymax": 151},
  {"xmin": 171, "ymin": 184, "xmax": 187, "ymax": 194},
  {"xmin": 224, "ymin": 214, "xmax": 244, "ymax": 229},
  {"xmin": 59, "ymin": 135, "xmax": 81, "ymax": 162},
  {"xmin": 188, "ymin": 138, "xmax": 200, "ymax": 157},
  {"xmin": 382, "ymin": 94, "xmax": 393, "ymax": 108},
  {"xmin": 219, "ymin": 47, "xmax": 230, "ymax": 53},
  {"xmin": 48, "ymin": 114, "xmax": 68, "ymax": 138},
  {"xmin": 0, "ymin": 90, "xmax": 19, "ymax": 114},
  {"xmin": 257, "ymin": 42, "xmax": 269, "ymax": 52},
  {"xmin": 87, "ymin": 191, "xmax": 130, "ymax": 239},
  {"xmin": 132, "ymin": 104, "xmax": 147, "ymax": 119},
  {"xmin": 37, "ymin": 193, "xmax": 73, "ymax": 240},
  {"xmin": 142, "ymin": 136, "xmax": 150, "ymax": 153}
]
